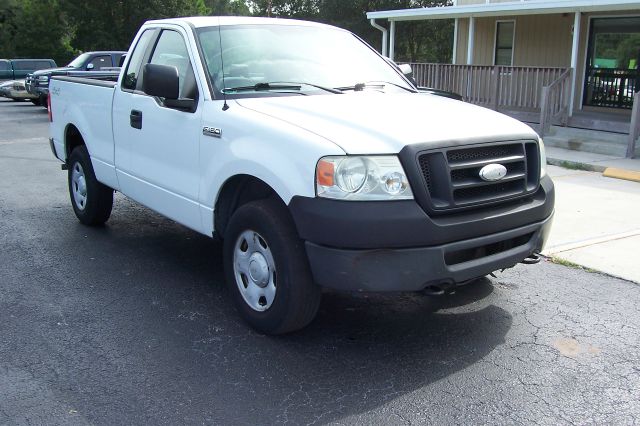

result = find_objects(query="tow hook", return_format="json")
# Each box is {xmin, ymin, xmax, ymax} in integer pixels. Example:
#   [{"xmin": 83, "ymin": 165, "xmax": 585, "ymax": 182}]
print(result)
[{"xmin": 521, "ymin": 252, "xmax": 542, "ymax": 265}]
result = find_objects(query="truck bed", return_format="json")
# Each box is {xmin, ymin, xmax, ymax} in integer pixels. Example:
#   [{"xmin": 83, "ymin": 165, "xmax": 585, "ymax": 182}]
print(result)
[{"xmin": 49, "ymin": 75, "xmax": 119, "ymax": 191}]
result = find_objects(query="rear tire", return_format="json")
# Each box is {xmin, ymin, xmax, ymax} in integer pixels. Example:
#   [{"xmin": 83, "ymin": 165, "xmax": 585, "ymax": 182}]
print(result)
[
  {"xmin": 223, "ymin": 198, "xmax": 321, "ymax": 334},
  {"xmin": 67, "ymin": 146, "xmax": 113, "ymax": 226}
]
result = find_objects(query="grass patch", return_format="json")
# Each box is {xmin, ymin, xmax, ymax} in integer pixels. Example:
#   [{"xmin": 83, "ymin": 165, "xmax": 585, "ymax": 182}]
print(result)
[
  {"xmin": 549, "ymin": 256, "xmax": 598, "ymax": 273},
  {"xmin": 551, "ymin": 160, "xmax": 594, "ymax": 172}
]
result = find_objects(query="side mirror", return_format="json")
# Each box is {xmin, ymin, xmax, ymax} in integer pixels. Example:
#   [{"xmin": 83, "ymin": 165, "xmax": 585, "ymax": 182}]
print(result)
[
  {"xmin": 398, "ymin": 63, "xmax": 412, "ymax": 76},
  {"xmin": 142, "ymin": 63, "xmax": 179, "ymax": 99},
  {"xmin": 86, "ymin": 63, "xmax": 95, "ymax": 70}
]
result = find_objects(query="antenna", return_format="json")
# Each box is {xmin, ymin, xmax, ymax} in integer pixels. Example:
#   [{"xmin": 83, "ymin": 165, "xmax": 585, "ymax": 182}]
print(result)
[{"xmin": 218, "ymin": 21, "xmax": 229, "ymax": 111}]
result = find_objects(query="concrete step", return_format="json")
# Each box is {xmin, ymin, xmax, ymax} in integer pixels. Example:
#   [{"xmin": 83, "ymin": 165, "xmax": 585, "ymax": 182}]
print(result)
[{"xmin": 544, "ymin": 125, "xmax": 639, "ymax": 157}]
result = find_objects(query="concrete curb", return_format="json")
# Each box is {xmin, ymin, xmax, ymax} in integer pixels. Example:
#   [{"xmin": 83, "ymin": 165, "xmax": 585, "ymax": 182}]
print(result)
[
  {"xmin": 602, "ymin": 167, "xmax": 640, "ymax": 183},
  {"xmin": 546, "ymin": 157, "xmax": 606, "ymax": 173}
]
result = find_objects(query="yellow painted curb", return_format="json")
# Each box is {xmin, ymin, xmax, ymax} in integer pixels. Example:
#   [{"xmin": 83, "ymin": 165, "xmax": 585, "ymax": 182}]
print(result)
[{"xmin": 602, "ymin": 168, "xmax": 640, "ymax": 183}]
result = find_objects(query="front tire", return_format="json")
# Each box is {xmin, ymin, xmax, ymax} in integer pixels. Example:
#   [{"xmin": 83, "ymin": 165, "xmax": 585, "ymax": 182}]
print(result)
[
  {"xmin": 68, "ymin": 146, "xmax": 113, "ymax": 226},
  {"xmin": 223, "ymin": 198, "xmax": 321, "ymax": 334}
]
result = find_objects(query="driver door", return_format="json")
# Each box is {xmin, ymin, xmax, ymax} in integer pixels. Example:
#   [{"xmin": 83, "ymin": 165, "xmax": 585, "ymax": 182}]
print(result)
[{"xmin": 113, "ymin": 27, "xmax": 204, "ymax": 232}]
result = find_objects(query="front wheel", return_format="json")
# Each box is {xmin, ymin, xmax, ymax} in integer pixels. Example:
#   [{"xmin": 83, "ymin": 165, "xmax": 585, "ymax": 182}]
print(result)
[
  {"xmin": 223, "ymin": 198, "xmax": 321, "ymax": 334},
  {"xmin": 67, "ymin": 146, "xmax": 113, "ymax": 226}
]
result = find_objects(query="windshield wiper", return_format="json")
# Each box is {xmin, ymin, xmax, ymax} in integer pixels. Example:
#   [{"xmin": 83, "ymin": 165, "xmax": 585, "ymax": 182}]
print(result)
[
  {"xmin": 336, "ymin": 81, "xmax": 416, "ymax": 93},
  {"xmin": 223, "ymin": 82, "xmax": 342, "ymax": 94},
  {"xmin": 223, "ymin": 82, "xmax": 303, "ymax": 93},
  {"xmin": 336, "ymin": 82, "xmax": 385, "ymax": 92}
]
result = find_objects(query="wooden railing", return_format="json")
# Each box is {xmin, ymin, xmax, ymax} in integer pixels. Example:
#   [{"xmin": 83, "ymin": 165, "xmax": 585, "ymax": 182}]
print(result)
[
  {"xmin": 409, "ymin": 63, "xmax": 570, "ymax": 112},
  {"xmin": 627, "ymin": 91, "xmax": 640, "ymax": 158},
  {"xmin": 539, "ymin": 69, "xmax": 572, "ymax": 137}
]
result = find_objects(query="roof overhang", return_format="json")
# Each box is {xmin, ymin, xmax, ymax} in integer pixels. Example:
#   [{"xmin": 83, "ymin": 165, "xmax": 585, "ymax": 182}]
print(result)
[{"xmin": 366, "ymin": 0, "xmax": 640, "ymax": 21}]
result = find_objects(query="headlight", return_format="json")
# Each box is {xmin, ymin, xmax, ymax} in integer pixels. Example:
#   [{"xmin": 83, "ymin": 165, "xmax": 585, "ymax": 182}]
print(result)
[
  {"xmin": 316, "ymin": 155, "xmax": 413, "ymax": 200},
  {"xmin": 37, "ymin": 76, "xmax": 49, "ymax": 83},
  {"xmin": 538, "ymin": 138, "xmax": 547, "ymax": 178}
]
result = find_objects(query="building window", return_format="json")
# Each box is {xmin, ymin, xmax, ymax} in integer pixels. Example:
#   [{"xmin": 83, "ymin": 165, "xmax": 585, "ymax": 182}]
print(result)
[{"xmin": 495, "ymin": 21, "xmax": 515, "ymax": 66}]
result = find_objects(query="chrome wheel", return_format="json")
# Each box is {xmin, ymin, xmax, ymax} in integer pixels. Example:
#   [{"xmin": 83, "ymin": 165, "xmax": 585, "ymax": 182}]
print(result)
[
  {"xmin": 233, "ymin": 230, "xmax": 277, "ymax": 312},
  {"xmin": 71, "ymin": 162, "xmax": 88, "ymax": 210}
]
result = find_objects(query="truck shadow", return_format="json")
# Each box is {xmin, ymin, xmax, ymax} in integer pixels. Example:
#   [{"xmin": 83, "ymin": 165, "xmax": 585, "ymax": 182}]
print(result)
[{"xmin": 49, "ymin": 202, "xmax": 511, "ymax": 424}]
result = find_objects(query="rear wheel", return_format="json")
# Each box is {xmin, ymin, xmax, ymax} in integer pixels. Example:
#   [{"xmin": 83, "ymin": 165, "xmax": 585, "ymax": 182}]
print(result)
[
  {"xmin": 223, "ymin": 198, "xmax": 321, "ymax": 334},
  {"xmin": 67, "ymin": 146, "xmax": 113, "ymax": 226}
]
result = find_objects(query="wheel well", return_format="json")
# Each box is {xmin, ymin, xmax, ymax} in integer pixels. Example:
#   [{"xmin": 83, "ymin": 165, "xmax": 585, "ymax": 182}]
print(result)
[
  {"xmin": 214, "ymin": 175, "xmax": 281, "ymax": 238},
  {"xmin": 65, "ymin": 124, "xmax": 85, "ymax": 160}
]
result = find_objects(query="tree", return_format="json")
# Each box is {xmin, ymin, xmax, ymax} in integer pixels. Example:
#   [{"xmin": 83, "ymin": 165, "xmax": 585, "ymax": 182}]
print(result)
[
  {"xmin": 205, "ymin": 0, "xmax": 250, "ymax": 15},
  {"xmin": 1, "ymin": 0, "xmax": 75, "ymax": 63}
]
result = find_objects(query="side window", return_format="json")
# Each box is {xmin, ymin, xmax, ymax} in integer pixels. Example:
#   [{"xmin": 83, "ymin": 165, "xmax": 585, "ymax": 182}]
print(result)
[
  {"xmin": 34, "ymin": 61, "xmax": 51, "ymax": 70},
  {"xmin": 149, "ymin": 30, "xmax": 198, "ymax": 100},
  {"xmin": 88, "ymin": 55, "xmax": 110, "ymax": 70},
  {"xmin": 0, "ymin": 60, "xmax": 9, "ymax": 71},
  {"xmin": 122, "ymin": 30, "xmax": 155, "ymax": 91}
]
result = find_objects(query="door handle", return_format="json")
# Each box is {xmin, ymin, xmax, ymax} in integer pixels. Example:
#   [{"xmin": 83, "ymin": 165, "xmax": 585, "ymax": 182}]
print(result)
[{"xmin": 130, "ymin": 109, "xmax": 142, "ymax": 129}]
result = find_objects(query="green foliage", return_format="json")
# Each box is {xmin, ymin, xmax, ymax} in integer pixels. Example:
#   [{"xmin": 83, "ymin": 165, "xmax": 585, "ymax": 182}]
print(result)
[
  {"xmin": 1, "ymin": 0, "xmax": 76, "ymax": 63},
  {"xmin": 0, "ymin": 0, "xmax": 454, "ymax": 66}
]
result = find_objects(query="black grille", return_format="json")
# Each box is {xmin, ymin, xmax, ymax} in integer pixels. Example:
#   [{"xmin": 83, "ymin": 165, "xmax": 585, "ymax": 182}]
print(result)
[{"xmin": 416, "ymin": 141, "xmax": 540, "ymax": 211}]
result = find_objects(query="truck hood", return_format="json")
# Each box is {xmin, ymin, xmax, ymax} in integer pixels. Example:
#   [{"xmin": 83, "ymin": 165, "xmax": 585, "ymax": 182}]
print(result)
[
  {"xmin": 235, "ymin": 93, "xmax": 539, "ymax": 154},
  {"xmin": 31, "ymin": 66, "xmax": 76, "ymax": 76}
]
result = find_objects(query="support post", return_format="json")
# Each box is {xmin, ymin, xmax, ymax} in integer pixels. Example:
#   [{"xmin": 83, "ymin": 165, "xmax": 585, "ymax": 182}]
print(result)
[
  {"xmin": 389, "ymin": 20, "xmax": 396, "ymax": 61},
  {"xmin": 540, "ymin": 86, "xmax": 550, "ymax": 137},
  {"xmin": 491, "ymin": 65, "xmax": 501, "ymax": 110},
  {"xmin": 467, "ymin": 17, "xmax": 475, "ymax": 65},
  {"xmin": 569, "ymin": 12, "xmax": 581, "ymax": 117},
  {"xmin": 452, "ymin": 18, "xmax": 459, "ymax": 64},
  {"xmin": 627, "ymin": 91, "xmax": 640, "ymax": 158}
]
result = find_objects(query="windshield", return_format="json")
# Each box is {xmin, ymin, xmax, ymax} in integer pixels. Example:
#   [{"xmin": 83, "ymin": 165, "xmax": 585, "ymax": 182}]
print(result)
[
  {"xmin": 196, "ymin": 24, "xmax": 414, "ymax": 96},
  {"xmin": 67, "ymin": 53, "xmax": 91, "ymax": 68}
]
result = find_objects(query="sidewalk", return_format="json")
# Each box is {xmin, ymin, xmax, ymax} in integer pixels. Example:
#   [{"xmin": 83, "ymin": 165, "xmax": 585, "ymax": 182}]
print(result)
[
  {"xmin": 543, "ymin": 157, "xmax": 640, "ymax": 283},
  {"xmin": 546, "ymin": 146, "xmax": 640, "ymax": 181}
]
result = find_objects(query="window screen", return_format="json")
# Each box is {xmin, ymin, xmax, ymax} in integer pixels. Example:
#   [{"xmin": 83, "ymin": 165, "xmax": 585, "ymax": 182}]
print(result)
[{"xmin": 495, "ymin": 21, "xmax": 515, "ymax": 66}]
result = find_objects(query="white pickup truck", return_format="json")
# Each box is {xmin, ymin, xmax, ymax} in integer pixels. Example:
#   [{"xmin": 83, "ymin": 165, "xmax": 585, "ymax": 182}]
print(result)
[{"xmin": 49, "ymin": 17, "xmax": 554, "ymax": 334}]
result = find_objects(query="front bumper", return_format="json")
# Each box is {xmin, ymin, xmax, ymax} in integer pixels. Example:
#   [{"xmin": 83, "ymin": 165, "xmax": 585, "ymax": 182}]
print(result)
[
  {"xmin": 305, "ymin": 213, "xmax": 552, "ymax": 292},
  {"xmin": 288, "ymin": 175, "xmax": 554, "ymax": 292}
]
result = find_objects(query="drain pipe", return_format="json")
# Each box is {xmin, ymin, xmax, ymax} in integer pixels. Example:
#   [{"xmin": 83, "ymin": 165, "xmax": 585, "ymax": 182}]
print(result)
[{"xmin": 370, "ymin": 18, "xmax": 388, "ymax": 57}]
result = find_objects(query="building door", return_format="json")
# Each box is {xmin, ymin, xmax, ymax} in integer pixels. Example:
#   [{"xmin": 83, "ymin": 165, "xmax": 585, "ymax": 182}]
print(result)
[{"xmin": 583, "ymin": 17, "xmax": 640, "ymax": 109}]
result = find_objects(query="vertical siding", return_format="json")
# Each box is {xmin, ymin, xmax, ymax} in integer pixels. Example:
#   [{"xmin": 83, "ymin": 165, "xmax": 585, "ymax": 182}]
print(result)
[
  {"xmin": 513, "ymin": 14, "xmax": 573, "ymax": 67},
  {"xmin": 474, "ymin": 18, "xmax": 496, "ymax": 65},
  {"xmin": 456, "ymin": 18, "xmax": 469, "ymax": 64}
]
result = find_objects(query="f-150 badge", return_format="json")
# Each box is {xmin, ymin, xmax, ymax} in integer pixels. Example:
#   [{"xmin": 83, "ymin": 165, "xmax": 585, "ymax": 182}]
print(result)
[{"xmin": 203, "ymin": 126, "xmax": 222, "ymax": 138}]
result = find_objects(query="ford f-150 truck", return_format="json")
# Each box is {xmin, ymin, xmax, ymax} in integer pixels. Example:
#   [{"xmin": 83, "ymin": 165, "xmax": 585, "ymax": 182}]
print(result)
[{"xmin": 49, "ymin": 17, "xmax": 554, "ymax": 334}]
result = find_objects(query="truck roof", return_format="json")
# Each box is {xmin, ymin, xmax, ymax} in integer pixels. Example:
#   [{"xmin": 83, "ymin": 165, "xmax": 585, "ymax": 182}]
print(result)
[{"xmin": 144, "ymin": 16, "xmax": 338, "ymax": 30}]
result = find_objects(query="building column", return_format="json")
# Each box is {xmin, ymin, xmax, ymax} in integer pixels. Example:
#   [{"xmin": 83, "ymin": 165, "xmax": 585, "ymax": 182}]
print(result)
[
  {"xmin": 389, "ymin": 20, "xmax": 396, "ymax": 61},
  {"xmin": 453, "ymin": 18, "xmax": 459, "ymax": 64},
  {"xmin": 467, "ymin": 16, "xmax": 475, "ymax": 65},
  {"xmin": 569, "ymin": 11, "xmax": 581, "ymax": 116}
]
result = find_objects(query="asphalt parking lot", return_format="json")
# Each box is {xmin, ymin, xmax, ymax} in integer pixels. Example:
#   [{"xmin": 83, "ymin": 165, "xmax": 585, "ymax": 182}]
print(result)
[{"xmin": 1, "ymin": 97, "xmax": 639, "ymax": 425}]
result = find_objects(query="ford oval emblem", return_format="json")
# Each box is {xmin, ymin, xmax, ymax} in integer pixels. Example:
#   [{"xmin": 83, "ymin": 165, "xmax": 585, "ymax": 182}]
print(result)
[{"xmin": 479, "ymin": 164, "xmax": 507, "ymax": 182}]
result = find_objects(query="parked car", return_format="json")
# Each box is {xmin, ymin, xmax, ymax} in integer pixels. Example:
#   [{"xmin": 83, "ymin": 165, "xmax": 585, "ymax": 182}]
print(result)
[
  {"xmin": 0, "ymin": 79, "xmax": 37, "ymax": 101},
  {"xmin": 0, "ymin": 80, "xmax": 15, "ymax": 97},
  {"xmin": 0, "ymin": 58, "xmax": 56, "ymax": 81},
  {"xmin": 26, "ymin": 51, "xmax": 125, "ymax": 105},
  {"xmin": 49, "ymin": 17, "xmax": 553, "ymax": 334}
]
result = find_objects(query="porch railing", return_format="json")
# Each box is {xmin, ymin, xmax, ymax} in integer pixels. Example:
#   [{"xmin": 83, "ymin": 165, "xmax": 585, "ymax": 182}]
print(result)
[
  {"xmin": 539, "ymin": 69, "xmax": 572, "ymax": 137},
  {"xmin": 409, "ymin": 63, "xmax": 570, "ymax": 111}
]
